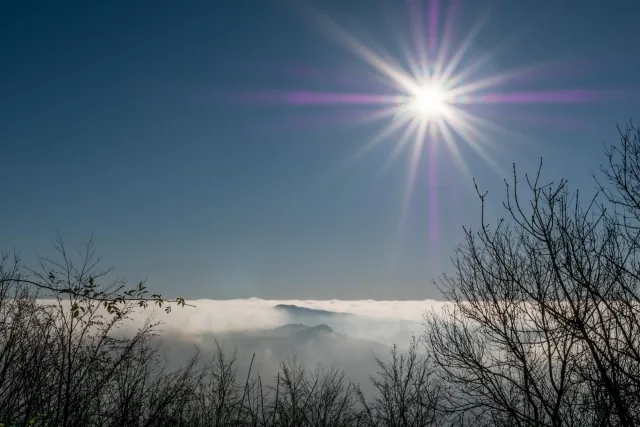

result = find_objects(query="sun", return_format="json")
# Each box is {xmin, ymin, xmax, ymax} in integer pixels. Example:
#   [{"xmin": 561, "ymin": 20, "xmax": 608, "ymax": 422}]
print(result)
[
  {"xmin": 409, "ymin": 83, "xmax": 448, "ymax": 119},
  {"xmin": 233, "ymin": 0, "xmax": 600, "ymax": 265}
]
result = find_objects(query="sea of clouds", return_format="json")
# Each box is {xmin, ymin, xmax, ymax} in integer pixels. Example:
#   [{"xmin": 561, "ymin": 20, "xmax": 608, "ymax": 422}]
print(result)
[
  {"xmin": 124, "ymin": 298, "xmax": 453, "ymax": 347},
  {"xmin": 41, "ymin": 298, "xmax": 454, "ymax": 394}
]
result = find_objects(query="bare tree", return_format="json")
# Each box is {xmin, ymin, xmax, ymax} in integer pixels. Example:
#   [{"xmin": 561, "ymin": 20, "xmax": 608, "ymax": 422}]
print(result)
[
  {"xmin": 0, "ymin": 239, "xmax": 192, "ymax": 427},
  {"xmin": 356, "ymin": 337, "xmax": 445, "ymax": 427},
  {"xmin": 426, "ymin": 123, "xmax": 640, "ymax": 426},
  {"xmin": 0, "ymin": 236, "xmax": 188, "ymax": 319}
]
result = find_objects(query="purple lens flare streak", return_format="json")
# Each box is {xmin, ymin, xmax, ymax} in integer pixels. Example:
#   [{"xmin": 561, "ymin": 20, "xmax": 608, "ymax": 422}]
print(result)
[
  {"xmin": 428, "ymin": 0, "xmax": 440, "ymax": 59},
  {"xmin": 459, "ymin": 89, "xmax": 598, "ymax": 104},
  {"xmin": 408, "ymin": 0, "xmax": 428, "ymax": 76},
  {"xmin": 233, "ymin": 90, "xmax": 402, "ymax": 106},
  {"xmin": 268, "ymin": 108, "xmax": 396, "ymax": 134},
  {"xmin": 428, "ymin": 128, "xmax": 439, "ymax": 248},
  {"xmin": 434, "ymin": 0, "xmax": 460, "ymax": 78},
  {"xmin": 255, "ymin": 62, "xmax": 382, "ymax": 91},
  {"xmin": 445, "ymin": 148, "xmax": 461, "ymax": 252}
]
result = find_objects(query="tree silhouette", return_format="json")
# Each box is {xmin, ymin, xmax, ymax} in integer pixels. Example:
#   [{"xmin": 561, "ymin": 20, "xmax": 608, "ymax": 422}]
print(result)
[{"xmin": 426, "ymin": 123, "xmax": 640, "ymax": 426}]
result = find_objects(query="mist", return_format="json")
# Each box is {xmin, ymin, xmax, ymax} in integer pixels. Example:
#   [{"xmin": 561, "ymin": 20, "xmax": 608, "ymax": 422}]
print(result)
[
  {"xmin": 97, "ymin": 298, "xmax": 452, "ymax": 396},
  {"xmin": 124, "ymin": 298, "xmax": 449, "ymax": 342}
]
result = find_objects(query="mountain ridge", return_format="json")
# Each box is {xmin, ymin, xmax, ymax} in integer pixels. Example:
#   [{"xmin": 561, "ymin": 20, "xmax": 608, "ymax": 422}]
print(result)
[{"xmin": 274, "ymin": 304, "xmax": 354, "ymax": 318}]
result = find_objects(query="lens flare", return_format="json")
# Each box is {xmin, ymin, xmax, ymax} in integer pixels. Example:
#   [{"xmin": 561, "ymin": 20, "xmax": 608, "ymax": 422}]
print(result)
[{"xmin": 229, "ymin": 0, "xmax": 611, "ymax": 262}]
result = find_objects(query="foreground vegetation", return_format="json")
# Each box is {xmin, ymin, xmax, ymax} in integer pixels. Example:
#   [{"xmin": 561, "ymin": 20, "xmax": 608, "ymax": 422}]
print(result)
[
  {"xmin": 3, "ymin": 123, "xmax": 640, "ymax": 426},
  {"xmin": 0, "ymin": 245, "xmax": 442, "ymax": 427}
]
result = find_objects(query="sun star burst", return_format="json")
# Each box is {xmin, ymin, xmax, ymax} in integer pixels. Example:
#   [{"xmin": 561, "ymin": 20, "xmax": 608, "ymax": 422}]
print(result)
[{"xmin": 233, "ymin": 0, "xmax": 600, "ymax": 258}]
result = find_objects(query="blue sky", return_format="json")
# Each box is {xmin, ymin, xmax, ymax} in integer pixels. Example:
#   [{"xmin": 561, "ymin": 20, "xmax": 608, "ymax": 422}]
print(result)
[{"xmin": 1, "ymin": 0, "xmax": 639, "ymax": 300}]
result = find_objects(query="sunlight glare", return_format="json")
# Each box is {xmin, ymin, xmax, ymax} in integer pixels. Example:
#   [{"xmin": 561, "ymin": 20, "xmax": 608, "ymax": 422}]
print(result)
[
  {"xmin": 410, "ymin": 83, "xmax": 448, "ymax": 118},
  {"xmin": 237, "ymin": 0, "xmax": 603, "ymax": 263}
]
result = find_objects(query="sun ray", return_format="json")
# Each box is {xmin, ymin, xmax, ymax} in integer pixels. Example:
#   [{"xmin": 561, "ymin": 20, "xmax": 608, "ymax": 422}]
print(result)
[
  {"xmin": 442, "ymin": 35, "xmax": 520, "ymax": 92},
  {"xmin": 445, "ymin": 61, "xmax": 562, "ymax": 99},
  {"xmin": 450, "ymin": 105, "xmax": 523, "ymax": 149},
  {"xmin": 310, "ymin": 8, "xmax": 419, "ymax": 94},
  {"xmin": 436, "ymin": 117, "xmax": 471, "ymax": 177},
  {"xmin": 404, "ymin": 120, "xmax": 428, "ymax": 215},
  {"xmin": 393, "ymin": 119, "xmax": 429, "ymax": 262},
  {"xmin": 378, "ymin": 117, "xmax": 423, "ymax": 178},
  {"xmin": 444, "ymin": 109, "xmax": 503, "ymax": 175},
  {"xmin": 427, "ymin": 0, "xmax": 440, "ymax": 56},
  {"xmin": 439, "ymin": 10, "xmax": 491, "ymax": 83},
  {"xmin": 426, "ymin": 130, "xmax": 440, "ymax": 245},
  {"xmin": 399, "ymin": 42, "xmax": 425, "ymax": 81},
  {"xmin": 408, "ymin": 0, "xmax": 429, "ymax": 77},
  {"xmin": 311, "ymin": 107, "xmax": 412, "ymax": 191},
  {"xmin": 349, "ymin": 108, "xmax": 414, "ymax": 160},
  {"xmin": 433, "ymin": 0, "xmax": 460, "ymax": 79},
  {"xmin": 340, "ymin": 104, "xmax": 409, "ymax": 132}
]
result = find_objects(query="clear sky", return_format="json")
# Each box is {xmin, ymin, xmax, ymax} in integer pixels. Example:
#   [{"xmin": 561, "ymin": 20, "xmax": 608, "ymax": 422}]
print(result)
[{"xmin": 1, "ymin": 0, "xmax": 639, "ymax": 300}]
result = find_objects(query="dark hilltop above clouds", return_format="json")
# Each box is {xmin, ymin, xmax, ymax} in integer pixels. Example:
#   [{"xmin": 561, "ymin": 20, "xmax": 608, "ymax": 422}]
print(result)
[{"xmin": 274, "ymin": 304, "xmax": 355, "ymax": 318}]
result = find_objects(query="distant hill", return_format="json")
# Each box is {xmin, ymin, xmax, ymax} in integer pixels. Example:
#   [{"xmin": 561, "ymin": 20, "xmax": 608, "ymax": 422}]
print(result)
[
  {"xmin": 272, "ymin": 304, "xmax": 421, "ymax": 351},
  {"xmin": 248, "ymin": 323, "xmax": 385, "ymax": 352},
  {"xmin": 170, "ymin": 322, "xmax": 389, "ymax": 396},
  {"xmin": 274, "ymin": 304, "xmax": 354, "ymax": 318},
  {"xmin": 269, "ymin": 323, "xmax": 334, "ymax": 338}
]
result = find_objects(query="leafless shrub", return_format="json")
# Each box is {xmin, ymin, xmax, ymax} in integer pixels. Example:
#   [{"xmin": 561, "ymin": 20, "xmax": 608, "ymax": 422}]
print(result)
[
  {"xmin": 0, "ymin": 239, "xmax": 446, "ymax": 427},
  {"xmin": 425, "ymin": 123, "xmax": 640, "ymax": 427},
  {"xmin": 356, "ymin": 337, "xmax": 445, "ymax": 427}
]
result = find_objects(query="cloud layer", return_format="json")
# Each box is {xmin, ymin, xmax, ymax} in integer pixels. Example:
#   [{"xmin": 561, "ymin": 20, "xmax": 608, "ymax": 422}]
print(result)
[
  {"xmin": 40, "ymin": 298, "xmax": 453, "ymax": 396},
  {"xmin": 126, "ymin": 298, "xmax": 452, "ymax": 346}
]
